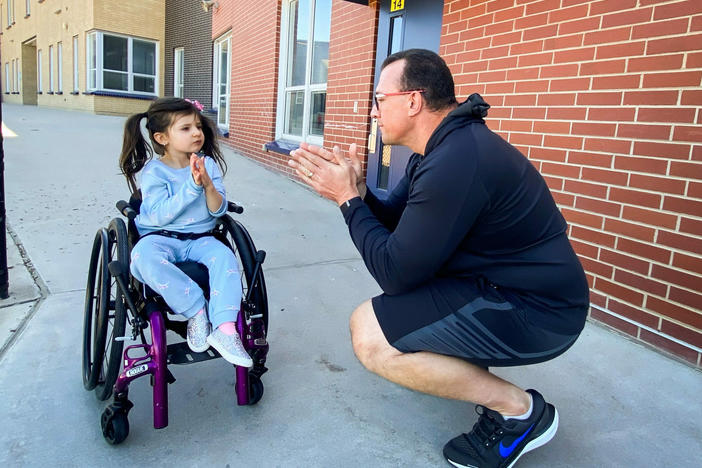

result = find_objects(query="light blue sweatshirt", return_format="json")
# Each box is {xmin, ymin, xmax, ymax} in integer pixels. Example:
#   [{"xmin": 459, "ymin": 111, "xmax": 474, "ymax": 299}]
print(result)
[{"xmin": 135, "ymin": 157, "xmax": 227, "ymax": 236}]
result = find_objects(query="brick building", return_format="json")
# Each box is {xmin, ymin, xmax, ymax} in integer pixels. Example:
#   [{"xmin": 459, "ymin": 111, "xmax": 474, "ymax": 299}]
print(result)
[
  {"xmin": 214, "ymin": 0, "xmax": 702, "ymax": 367},
  {"xmin": 1, "ymin": 0, "xmax": 164, "ymax": 115}
]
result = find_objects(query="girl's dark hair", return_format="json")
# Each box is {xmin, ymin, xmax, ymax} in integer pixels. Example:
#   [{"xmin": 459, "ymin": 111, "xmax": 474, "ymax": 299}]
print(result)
[
  {"xmin": 119, "ymin": 97, "xmax": 226, "ymax": 194},
  {"xmin": 382, "ymin": 49, "xmax": 458, "ymax": 112}
]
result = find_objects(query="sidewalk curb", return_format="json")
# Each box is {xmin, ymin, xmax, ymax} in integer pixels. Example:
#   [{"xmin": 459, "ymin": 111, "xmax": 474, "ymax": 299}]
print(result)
[{"xmin": 0, "ymin": 222, "xmax": 50, "ymax": 361}]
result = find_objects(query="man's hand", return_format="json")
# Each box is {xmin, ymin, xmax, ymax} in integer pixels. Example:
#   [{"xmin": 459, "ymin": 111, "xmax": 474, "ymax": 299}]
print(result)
[{"xmin": 288, "ymin": 143, "xmax": 361, "ymax": 206}]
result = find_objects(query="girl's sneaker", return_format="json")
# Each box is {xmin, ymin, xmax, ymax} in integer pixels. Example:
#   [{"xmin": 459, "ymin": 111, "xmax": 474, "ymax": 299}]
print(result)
[
  {"xmin": 207, "ymin": 328, "xmax": 254, "ymax": 368},
  {"xmin": 186, "ymin": 312, "xmax": 211, "ymax": 353}
]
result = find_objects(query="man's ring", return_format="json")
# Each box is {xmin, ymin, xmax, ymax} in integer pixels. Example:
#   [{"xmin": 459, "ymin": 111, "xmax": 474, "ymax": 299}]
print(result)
[{"xmin": 306, "ymin": 169, "xmax": 314, "ymax": 178}]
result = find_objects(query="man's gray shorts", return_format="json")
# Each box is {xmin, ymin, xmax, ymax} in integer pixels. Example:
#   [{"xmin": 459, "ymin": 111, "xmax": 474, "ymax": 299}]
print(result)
[{"xmin": 372, "ymin": 276, "xmax": 584, "ymax": 368}]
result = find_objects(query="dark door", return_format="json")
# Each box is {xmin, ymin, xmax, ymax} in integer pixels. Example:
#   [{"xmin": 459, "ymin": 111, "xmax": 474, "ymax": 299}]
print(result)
[{"xmin": 366, "ymin": 0, "xmax": 444, "ymax": 197}]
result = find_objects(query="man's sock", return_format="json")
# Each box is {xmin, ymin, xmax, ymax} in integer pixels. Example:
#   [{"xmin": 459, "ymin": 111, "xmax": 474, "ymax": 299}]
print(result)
[
  {"xmin": 218, "ymin": 321, "xmax": 237, "ymax": 335},
  {"xmin": 502, "ymin": 393, "xmax": 533, "ymax": 421}
]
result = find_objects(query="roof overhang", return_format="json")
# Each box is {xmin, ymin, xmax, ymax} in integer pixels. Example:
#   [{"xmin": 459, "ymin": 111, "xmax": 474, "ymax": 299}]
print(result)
[{"xmin": 343, "ymin": 0, "xmax": 369, "ymax": 5}]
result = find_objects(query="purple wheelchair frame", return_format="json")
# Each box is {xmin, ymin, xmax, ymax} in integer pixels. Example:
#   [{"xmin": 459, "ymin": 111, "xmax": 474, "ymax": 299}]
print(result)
[{"xmin": 113, "ymin": 306, "xmax": 258, "ymax": 429}]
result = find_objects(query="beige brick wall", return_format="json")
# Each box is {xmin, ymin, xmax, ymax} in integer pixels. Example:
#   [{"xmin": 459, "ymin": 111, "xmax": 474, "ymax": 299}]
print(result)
[
  {"xmin": 93, "ymin": 0, "xmax": 165, "ymax": 98},
  {"xmin": 0, "ymin": 0, "xmax": 164, "ymax": 114}
]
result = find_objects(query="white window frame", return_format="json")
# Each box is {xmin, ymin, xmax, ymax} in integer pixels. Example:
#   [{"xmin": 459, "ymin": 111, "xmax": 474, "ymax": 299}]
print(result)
[
  {"xmin": 213, "ymin": 33, "xmax": 231, "ymax": 129},
  {"xmin": 37, "ymin": 49, "xmax": 42, "ymax": 92},
  {"xmin": 174, "ymin": 47, "xmax": 184, "ymax": 98},
  {"xmin": 73, "ymin": 35, "xmax": 79, "ymax": 92},
  {"xmin": 276, "ymin": 0, "xmax": 330, "ymax": 145},
  {"xmin": 13, "ymin": 58, "xmax": 19, "ymax": 92},
  {"xmin": 49, "ymin": 44, "xmax": 54, "ymax": 92},
  {"xmin": 4, "ymin": 63, "xmax": 9, "ymax": 93},
  {"xmin": 87, "ymin": 33, "xmax": 96, "ymax": 89},
  {"xmin": 85, "ymin": 30, "xmax": 159, "ymax": 96},
  {"xmin": 57, "ymin": 42, "xmax": 63, "ymax": 92},
  {"xmin": 7, "ymin": 0, "xmax": 14, "ymax": 26}
]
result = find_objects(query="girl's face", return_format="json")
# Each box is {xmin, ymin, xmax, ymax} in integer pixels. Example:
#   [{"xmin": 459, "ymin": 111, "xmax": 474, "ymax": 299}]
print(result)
[{"xmin": 163, "ymin": 112, "xmax": 204, "ymax": 156}]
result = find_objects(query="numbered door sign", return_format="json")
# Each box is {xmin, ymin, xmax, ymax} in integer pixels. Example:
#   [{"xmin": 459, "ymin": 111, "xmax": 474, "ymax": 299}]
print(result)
[{"xmin": 390, "ymin": 0, "xmax": 404, "ymax": 12}]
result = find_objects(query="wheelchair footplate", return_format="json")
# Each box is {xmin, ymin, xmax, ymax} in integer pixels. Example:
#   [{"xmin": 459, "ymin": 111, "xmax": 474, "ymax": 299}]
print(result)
[{"xmin": 167, "ymin": 342, "xmax": 222, "ymax": 365}]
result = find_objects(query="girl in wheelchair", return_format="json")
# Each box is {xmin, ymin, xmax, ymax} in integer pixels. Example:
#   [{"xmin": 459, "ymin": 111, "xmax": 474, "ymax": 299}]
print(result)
[{"xmin": 118, "ymin": 97, "xmax": 252, "ymax": 367}]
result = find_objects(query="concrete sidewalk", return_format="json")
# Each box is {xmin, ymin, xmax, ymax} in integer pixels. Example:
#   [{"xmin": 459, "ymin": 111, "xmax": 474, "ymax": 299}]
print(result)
[{"xmin": 0, "ymin": 103, "xmax": 700, "ymax": 467}]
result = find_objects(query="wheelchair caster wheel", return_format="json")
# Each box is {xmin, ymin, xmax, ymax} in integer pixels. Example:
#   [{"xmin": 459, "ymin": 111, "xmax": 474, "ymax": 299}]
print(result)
[
  {"xmin": 248, "ymin": 374, "xmax": 264, "ymax": 405},
  {"xmin": 101, "ymin": 402, "xmax": 132, "ymax": 445}
]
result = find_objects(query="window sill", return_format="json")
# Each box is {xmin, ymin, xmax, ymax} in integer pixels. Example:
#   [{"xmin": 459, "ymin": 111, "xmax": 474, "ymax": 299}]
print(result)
[
  {"xmin": 83, "ymin": 90, "xmax": 156, "ymax": 100},
  {"xmin": 12, "ymin": 92, "xmax": 19, "ymax": 94},
  {"xmin": 56, "ymin": 91, "xmax": 63, "ymax": 95},
  {"xmin": 264, "ymin": 139, "xmax": 300, "ymax": 156},
  {"xmin": 37, "ymin": 91, "xmax": 43, "ymax": 95},
  {"xmin": 70, "ymin": 91, "xmax": 79, "ymax": 95},
  {"xmin": 47, "ymin": 91, "xmax": 54, "ymax": 95}
]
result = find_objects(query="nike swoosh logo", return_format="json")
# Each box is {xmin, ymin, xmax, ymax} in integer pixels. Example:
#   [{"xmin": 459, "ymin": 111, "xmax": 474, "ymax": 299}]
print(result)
[{"xmin": 499, "ymin": 423, "xmax": 535, "ymax": 458}]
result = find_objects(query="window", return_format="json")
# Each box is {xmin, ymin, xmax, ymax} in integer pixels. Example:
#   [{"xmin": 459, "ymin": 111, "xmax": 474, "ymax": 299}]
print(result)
[
  {"xmin": 15, "ymin": 58, "xmax": 19, "ymax": 92},
  {"xmin": 277, "ymin": 0, "xmax": 331, "ymax": 143},
  {"xmin": 86, "ymin": 31, "xmax": 158, "ymax": 95},
  {"xmin": 73, "ymin": 35, "xmax": 79, "ymax": 92},
  {"xmin": 25, "ymin": 0, "xmax": 29, "ymax": 16},
  {"xmin": 213, "ymin": 34, "xmax": 231, "ymax": 128},
  {"xmin": 7, "ymin": 0, "xmax": 14, "ymax": 26},
  {"xmin": 57, "ymin": 42, "xmax": 63, "ymax": 92},
  {"xmin": 37, "ymin": 49, "xmax": 42, "ymax": 92},
  {"xmin": 87, "ymin": 34, "xmax": 96, "ymax": 89},
  {"xmin": 4, "ymin": 63, "xmax": 9, "ymax": 93},
  {"xmin": 49, "ymin": 44, "xmax": 54, "ymax": 92},
  {"xmin": 174, "ymin": 47, "xmax": 184, "ymax": 98}
]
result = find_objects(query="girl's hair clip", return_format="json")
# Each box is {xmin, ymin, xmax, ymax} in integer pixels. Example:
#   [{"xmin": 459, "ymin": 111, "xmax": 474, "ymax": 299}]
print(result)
[{"xmin": 185, "ymin": 98, "xmax": 204, "ymax": 112}]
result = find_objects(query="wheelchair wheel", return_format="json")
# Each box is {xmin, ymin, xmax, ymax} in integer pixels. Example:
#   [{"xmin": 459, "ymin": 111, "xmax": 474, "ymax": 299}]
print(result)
[
  {"xmin": 94, "ymin": 218, "xmax": 130, "ymax": 401},
  {"xmin": 101, "ymin": 407, "xmax": 129, "ymax": 445},
  {"xmin": 248, "ymin": 374, "xmax": 264, "ymax": 405},
  {"xmin": 82, "ymin": 229, "xmax": 110, "ymax": 390},
  {"xmin": 215, "ymin": 217, "xmax": 269, "ymax": 332}
]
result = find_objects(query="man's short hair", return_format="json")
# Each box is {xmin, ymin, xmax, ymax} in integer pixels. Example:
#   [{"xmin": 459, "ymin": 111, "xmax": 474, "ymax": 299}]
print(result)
[{"xmin": 382, "ymin": 49, "xmax": 458, "ymax": 111}]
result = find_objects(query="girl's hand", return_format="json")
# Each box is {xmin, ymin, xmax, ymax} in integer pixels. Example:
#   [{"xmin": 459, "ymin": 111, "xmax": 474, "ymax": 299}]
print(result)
[{"xmin": 190, "ymin": 153, "xmax": 213, "ymax": 188}]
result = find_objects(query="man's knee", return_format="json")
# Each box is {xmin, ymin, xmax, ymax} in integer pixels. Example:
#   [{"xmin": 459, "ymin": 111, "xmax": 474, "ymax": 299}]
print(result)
[{"xmin": 349, "ymin": 300, "xmax": 392, "ymax": 371}]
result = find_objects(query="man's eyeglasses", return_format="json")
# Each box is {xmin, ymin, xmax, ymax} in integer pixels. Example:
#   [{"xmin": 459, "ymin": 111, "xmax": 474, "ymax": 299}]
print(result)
[{"xmin": 373, "ymin": 89, "xmax": 426, "ymax": 109}]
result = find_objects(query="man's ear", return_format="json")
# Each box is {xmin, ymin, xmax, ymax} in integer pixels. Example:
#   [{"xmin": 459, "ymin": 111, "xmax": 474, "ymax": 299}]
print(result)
[
  {"xmin": 408, "ymin": 92, "xmax": 423, "ymax": 117},
  {"xmin": 153, "ymin": 131, "xmax": 168, "ymax": 146}
]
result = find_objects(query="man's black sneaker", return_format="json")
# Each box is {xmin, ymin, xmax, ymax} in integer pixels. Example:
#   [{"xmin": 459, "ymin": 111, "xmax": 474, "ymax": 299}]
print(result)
[{"xmin": 443, "ymin": 389, "xmax": 559, "ymax": 468}]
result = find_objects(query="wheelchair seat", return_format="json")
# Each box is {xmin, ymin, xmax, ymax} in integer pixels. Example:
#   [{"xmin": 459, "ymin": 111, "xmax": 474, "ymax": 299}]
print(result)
[{"xmin": 142, "ymin": 260, "xmax": 211, "ymax": 301}]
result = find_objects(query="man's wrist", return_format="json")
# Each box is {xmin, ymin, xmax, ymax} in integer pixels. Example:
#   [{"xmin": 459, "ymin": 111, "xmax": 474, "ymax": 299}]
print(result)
[
  {"xmin": 337, "ymin": 188, "xmax": 360, "ymax": 207},
  {"xmin": 339, "ymin": 196, "xmax": 361, "ymax": 215}
]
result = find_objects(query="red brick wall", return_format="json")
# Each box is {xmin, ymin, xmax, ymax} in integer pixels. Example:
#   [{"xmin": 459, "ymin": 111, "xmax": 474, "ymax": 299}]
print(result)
[
  {"xmin": 324, "ymin": 0, "xmax": 379, "ymax": 177},
  {"xmin": 213, "ymin": 0, "xmax": 282, "ymax": 173},
  {"xmin": 215, "ymin": 0, "xmax": 377, "ymax": 180},
  {"xmin": 442, "ymin": 0, "xmax": 702, "ymax": 366}
]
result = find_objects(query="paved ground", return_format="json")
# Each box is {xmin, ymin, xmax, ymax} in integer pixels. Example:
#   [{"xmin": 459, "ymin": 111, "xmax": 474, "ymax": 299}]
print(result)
[{"xmin": 0, "ymin": 103, "xmax": 700, "ymax": 467}]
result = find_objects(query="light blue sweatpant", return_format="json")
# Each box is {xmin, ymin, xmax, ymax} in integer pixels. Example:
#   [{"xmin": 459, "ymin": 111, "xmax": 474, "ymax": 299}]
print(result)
[{"xmin": 130, "ymin": 234, "xmax": 242, "ymax": 329}]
